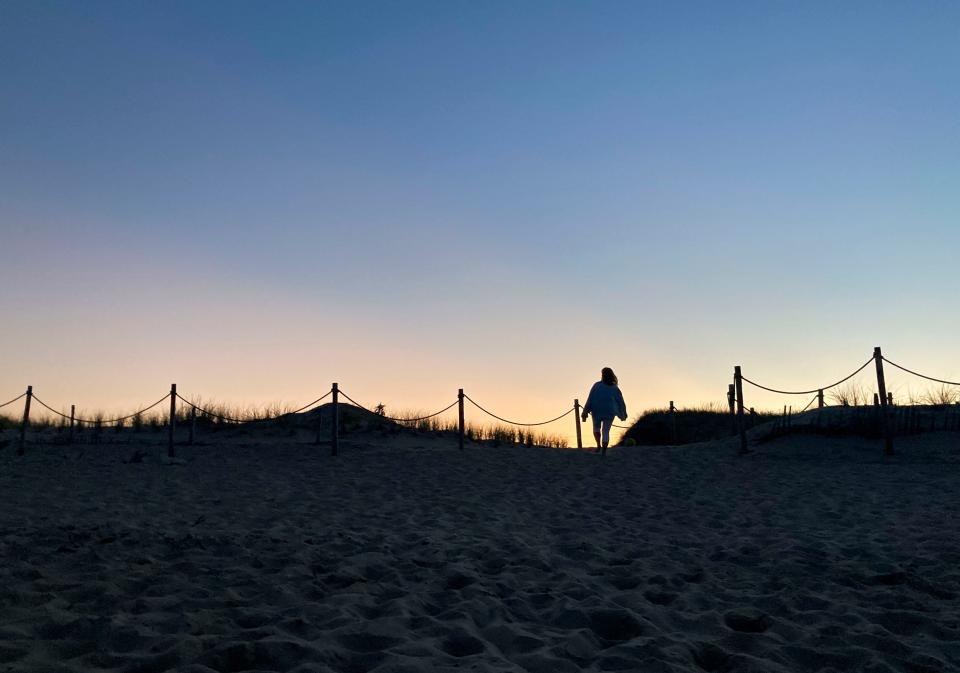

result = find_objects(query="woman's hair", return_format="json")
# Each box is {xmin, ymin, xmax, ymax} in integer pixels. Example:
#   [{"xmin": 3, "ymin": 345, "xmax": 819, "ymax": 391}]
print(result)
[{"xmin": 601, "ymin": 367, "xmax": 618, "ymax": 386}]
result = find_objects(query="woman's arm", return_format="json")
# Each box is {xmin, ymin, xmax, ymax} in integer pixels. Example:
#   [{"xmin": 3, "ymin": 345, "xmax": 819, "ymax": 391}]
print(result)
[
  {"xmin": 582, "ymin": 383, "xmax": 596, "ymax": 418},
  {"xmin": 616, "ymin": 388, "xmax": 627, "ymax": 420}
]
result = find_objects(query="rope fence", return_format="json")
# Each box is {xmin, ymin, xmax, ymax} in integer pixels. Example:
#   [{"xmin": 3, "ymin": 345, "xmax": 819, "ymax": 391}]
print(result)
[
  {"xmin": 799, "ymin": 393, "xmax": 819, "ymax": 414},
  {"xmin": 464, "ymin": 395, "xmax": 573, "ymax": 427},
  {"xmin": 2, "ymin": 381, "xmax": 616, "ymax": 457},
  {"xmin": 336, "ymin": 390, "xmax": 459, "ymax": 423},
  {"xmin": 881, "ymin": 357, "xmax": 960, "ymax": 388},
  {"xmin": 732, "ymin": 346, "xmax": 960, "ymax": 457},
  {"xmin": 6, "ymin": 346, "xmax": 960, "ymax": 459},
  {"xmin": 32, "ymin": 393, "xmax": 171, "ymax": 425},
  {"xmin": 175, "ymin": 390, "xmax": 333, "ymax": 424},
  {"xmin": 0, "ymin": 392, "xmax": 27, "ymax": 409},
  {"xmin": 740, "ymin": 357, "xmax": 874, "ymax": 396}
]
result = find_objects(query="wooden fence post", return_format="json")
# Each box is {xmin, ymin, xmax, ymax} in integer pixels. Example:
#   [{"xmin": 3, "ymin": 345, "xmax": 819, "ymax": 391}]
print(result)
[
  {"xmin": 887, "ymin": 391, "xmax": 893, "ymax": 406},
  {"xmin": 669, "ymin": 401, "xmax": 677, "ymax": 444},
  {"xmin": 189, "ymin": 405, "xmax": 196, "ymax": 445},
  {"xmin": 168, "ymin": 384, "xmax": 177, "ymax": 458},
  {"xmin": 69, "ymin": 404, "xmax": 75, "ymax": 444},
  {"xmin": 874, "ymin": 347, "xmax": 893, "ymax": 456},
  {"xmin": 458, "ymin": 389, "xmax": 465, "ymax": 451},
  {"xmin": 18, "ymin": 385, "xmax": 32, "ymax": 456},
  {"xmin": 574, "ymin": 398, "xmax": 583, "ymax": 450},
  {"xmin": 331, "ymin": 383, "xmax": 339, "ymax": 456},
  {"xmin": 727, "ymin": 384, "xmax": 736, "ymax": 434},
  {"xmin": 734, "ymin": 367, "xmax": 748, "ymax": 454},
  {"xmin": 873, "ymin": 393, "xmax": 880, "ymax": 406},
  {"xmin": 818, "ymin": 389, "xmax": 824, "ymax": 409}
]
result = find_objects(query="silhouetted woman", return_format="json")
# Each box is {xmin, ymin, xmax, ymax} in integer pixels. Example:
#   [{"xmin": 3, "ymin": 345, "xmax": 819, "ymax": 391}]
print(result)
[{"xmin": 581, "ymin": 367, "xmax": 627, "ymax": 455}]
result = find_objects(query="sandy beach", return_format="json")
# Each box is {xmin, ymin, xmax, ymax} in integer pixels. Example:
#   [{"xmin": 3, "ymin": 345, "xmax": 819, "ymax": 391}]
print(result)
[{"xmin": 1, "ymin": 430, "xmax": 959, "ymax": 673}]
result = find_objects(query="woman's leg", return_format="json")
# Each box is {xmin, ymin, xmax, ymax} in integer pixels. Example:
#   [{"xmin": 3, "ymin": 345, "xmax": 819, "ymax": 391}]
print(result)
[
  {"xmin": 601, "ymin": 418, "xmax": 613, "ymax": 451},
  {"xmin": 592, "ymin": 416, "xmax": 602, "ymax": 450}
]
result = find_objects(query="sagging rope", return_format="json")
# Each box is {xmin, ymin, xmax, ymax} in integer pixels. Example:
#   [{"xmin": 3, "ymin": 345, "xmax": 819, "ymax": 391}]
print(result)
[
  {"xmin": 464, "ymin": 395, "xmax": 573, "ymax": 427},
  {"xmin": 741, "ymin": 357, "xmax": 874, "ymax": 396},
  {"xmin": 175, "ymin": 390, "xmax": 332, "ymax": 424},
  {"xmin": 882, "ymin": 357, "xmax": 960, "ymax": 387},
  {"xmin": 31, "ymin": 393, "xmax": 171, "ymax": 425},
  {"xmin": 799, "ymin": 393, "xmax": 819, "ymax": 413},
  {"xmin": 336, "ymin": 390, "xmax": 459, "ymax": 422},
  {"xmin": 0, "ymin": 392, "xmax": 27, "ymax": 409}
]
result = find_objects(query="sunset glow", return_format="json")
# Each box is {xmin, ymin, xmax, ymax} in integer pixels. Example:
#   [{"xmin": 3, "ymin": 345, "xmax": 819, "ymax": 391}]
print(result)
[{"xmin": 3, "ymin": 3, "xmax": 959, "ymax": 446}]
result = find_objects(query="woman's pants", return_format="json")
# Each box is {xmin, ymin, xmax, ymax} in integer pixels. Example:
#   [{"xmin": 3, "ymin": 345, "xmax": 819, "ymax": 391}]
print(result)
[{"xmin": 592, "ymin": 416, "xmax": 613, "ymax": 446}]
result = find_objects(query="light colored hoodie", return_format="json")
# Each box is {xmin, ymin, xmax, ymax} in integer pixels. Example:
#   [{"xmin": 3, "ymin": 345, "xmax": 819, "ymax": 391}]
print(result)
[{"xmin": 583, "ymin": 382, "xmax": 627, "ymax": 421}]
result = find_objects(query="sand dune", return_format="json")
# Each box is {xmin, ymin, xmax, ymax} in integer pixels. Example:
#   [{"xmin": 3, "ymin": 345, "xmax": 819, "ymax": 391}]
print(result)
[{"xmin": 1, "ymin": 430, "xmax": 959, "ymax": 672}]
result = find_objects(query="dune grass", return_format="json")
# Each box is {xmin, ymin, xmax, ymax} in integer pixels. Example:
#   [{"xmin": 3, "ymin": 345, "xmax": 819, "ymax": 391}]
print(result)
[
  {"xmin": 619, "ymin": 403, "xmax": 779, "ymax": 446},
  {"xmin": 356, "ymin": 408, "xmax": 568, "ymax": 448},
  {"xmin": 0, "ymin": 399, "xmax": 569, "ymax": 449}
]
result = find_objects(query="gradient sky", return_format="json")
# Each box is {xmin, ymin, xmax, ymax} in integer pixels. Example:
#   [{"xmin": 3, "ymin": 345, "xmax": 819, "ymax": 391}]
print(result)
[{"xmin": 2, "ymin": 2, "xmax": 959, "ymax": 440}]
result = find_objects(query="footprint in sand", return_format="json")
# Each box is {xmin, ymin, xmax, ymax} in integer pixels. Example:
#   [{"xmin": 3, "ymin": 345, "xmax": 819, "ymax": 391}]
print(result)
[{"xmin": 723, "ymin": 609, "xmax": 772, "ymax": 633}]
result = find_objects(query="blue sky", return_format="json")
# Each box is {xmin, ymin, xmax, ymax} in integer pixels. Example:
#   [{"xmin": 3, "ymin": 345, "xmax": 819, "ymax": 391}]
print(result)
[{"xmin": 2, "ymin": 2, "xmax": 958, "ymax": 434}]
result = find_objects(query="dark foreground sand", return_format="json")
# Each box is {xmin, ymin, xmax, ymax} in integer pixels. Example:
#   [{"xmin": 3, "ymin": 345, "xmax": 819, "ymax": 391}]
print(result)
[{"xmin": 1, "ymin": 431, "xmax": 959, "ymax": 673}]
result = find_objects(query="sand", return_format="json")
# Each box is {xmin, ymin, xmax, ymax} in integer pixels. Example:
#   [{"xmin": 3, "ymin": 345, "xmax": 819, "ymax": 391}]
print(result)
[{"xmin": 1, "ymin": 428, "xmax": 959, "ymax": 672}]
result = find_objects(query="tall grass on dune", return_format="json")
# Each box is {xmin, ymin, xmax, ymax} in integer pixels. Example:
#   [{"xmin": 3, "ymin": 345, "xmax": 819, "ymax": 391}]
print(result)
[
  {"xmin": 828, "ymin": 382, "xmax": 960, "ymax": 408},
  {"xmin": 1, "ymin": 399, "xmax": 570, "ymax": 449},
  {"xmin": 377, "ymin": 408, "xmax": 568, "ymax": 449},
  {"xmin": 620, "ymin": 403, "xmax": 779, "ymax": 447},
  {"xmin": 0, "ymin": 399, "xmax": 297, "ymax": 434},
  {"xmin": 917, "ymin": 385, "xmax": 960, "ymax": 406},
  {"xmin": 828, "ymin": 382, "xmax": 871, "ymax": 407}
]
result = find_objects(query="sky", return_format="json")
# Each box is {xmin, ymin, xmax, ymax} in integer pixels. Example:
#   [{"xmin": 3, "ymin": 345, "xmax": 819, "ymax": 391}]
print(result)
[{"xmin": 2, "ymin": 1, "xmax": 959, "ymax": 442}]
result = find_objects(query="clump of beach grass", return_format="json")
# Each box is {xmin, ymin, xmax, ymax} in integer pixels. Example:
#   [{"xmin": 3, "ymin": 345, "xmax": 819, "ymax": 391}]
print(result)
[{"xmin": 828, "ymin": 382, "xmax": 870, "ymax": 407}]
